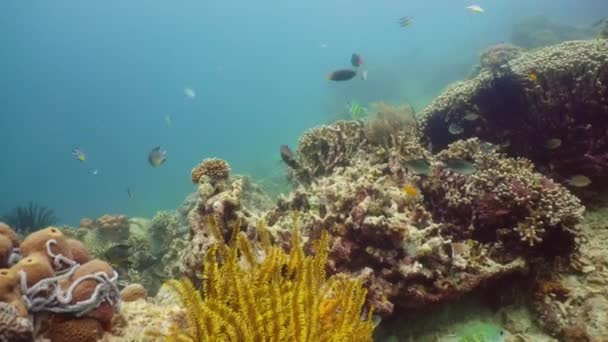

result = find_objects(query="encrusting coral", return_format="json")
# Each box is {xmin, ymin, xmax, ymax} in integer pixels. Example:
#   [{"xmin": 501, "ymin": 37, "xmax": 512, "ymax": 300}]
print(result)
[
  {"xmin": 164, "ymin": 217, "xmax": 374, "ymax": 341},
  {"xmin": 191, "ymin": 158, "xmax": 231, "ymax": 184}
]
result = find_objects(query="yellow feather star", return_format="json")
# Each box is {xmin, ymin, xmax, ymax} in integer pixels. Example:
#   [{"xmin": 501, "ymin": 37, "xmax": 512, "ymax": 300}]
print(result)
[{"xmin": 162, "ymin": 218, "xmax": 374, "ymax": 342}]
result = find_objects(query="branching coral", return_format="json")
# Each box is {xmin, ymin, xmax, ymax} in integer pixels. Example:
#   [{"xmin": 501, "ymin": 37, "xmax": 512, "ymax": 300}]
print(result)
[
  {"xmin": 363, "ymin": 102, "xmax": 417, "ymax": 147},
  {"xmin": 419, "ymin": 40, "xmax": 608, "ymax": 195},
  {"xmin": 425, "ymin": 138, "xmax": 583, "ymax": 251},
  {"xmin": 164, "ymin": 219, "xmax": 374, "ymax": 341}
]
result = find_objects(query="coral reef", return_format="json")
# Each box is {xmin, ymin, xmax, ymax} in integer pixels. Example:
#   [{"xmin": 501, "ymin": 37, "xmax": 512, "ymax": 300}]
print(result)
[
  {"xmin": 0, "ymin": 224, "xmax": 121, "ymax": 341},
  {"xmin": 1, "ymin": 202, "xmax": 58, "ymax": 236},
  {"xmin": 80, "ymin": 215, "xmax": 130, "ymax": 244},
  {"xmin": 479, "ymin": 43, "xmax": 525, "ymax": 72},
  {"xmin": 181, "ymin": 160, "xmax": 274, "ymax": 284},
  {"xmin": 0, "ymin": 301, "xmax": 34, "ymax": 341},
  {"xmin": 260, "ymin": 120, "xmax": 584, "ymax": 319},
  {"xmin": 419, "ymin": 40, "xmax": 608, "ymax": 196},
  {"xmin": 191, "ymin": 157, "xmax": 231, "ymax": 183},
  {"xmin": 531, "ymin": 207, "xmax": 608, "ymax": 341},
  {"xmin": 165, "ymin": 220, "xmax": 374, "ymax": 341},
  {"xmin": 511, "ymin": 16, "xmax": 593, "ymax": 49}
]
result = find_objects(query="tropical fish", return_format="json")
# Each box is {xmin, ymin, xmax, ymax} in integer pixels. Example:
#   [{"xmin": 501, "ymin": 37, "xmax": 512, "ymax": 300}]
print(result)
[
  {"xmin": 184, "ymin": 87, "xmax": 196, "ymax": 99},
  {"xmin": 402, "ymin": 184, "xmax": 418, "ymax": 197},
  {"xmin": 103, "ymin": 244, "xmax": 132, "ymax": 267},
  {"xmin": 448, "ymin": 123, "xmax": 464, "ymax": 135},
  {"xmin": 347, "ymin": 101, "xmax": 368, "ymax": 119},
  {"xmin": 148, "ymin": 146, "xmax": 167, "ymax": 167},
  {"xmin": 466, "ymin": 5, "xmax": 485, "ymax": 13},
  {"xmin": 544, "ymin": 138, "xmax": 562, "ymax": 150},
  {"xmin": 280, "ymin": 145, "xmax": 298, "ymax": 169},
  {"xmin": 444, "ymin": 159, "xmax": 476, "ymax": 175},
  {"xmin": 91, "ymin": 169, "xmax": 99, "ymax": 176},
  {"xmin": 463, "ymin": 112, "xmax": 480, "ymax": 121},
  {"xmin": 565, "ymin": 175, "xmax": 591, "ymax": 187},
  {"xmin": 126, "ymin": 187, "xmax": 133, "ymax": 199},
  {"xmin": 451, "ymin": 322, "xmax": 505, "ymax": 342},
  {"xmin": 450, "ymin": 242, "xmax": 470, "ymax": 258},
  {"xmin": 403, "ymin": 158, "xmax": 431, "ymax": 175},
  {"xmin": 351, "ymin": 53, "xmax": 363, "ymax": 67},
  {"xmin": 528, "ymin": 72, "xmax": 538, "ymax": 82},
  {"xmin": 327, "ymin": 69, "xmax": 357, "ymax": 81},
  {"xmin": 397, "ymin": 16, "xmax": 414, "ymax": 28},
  {"xmin": 72, "ymin": 148, "xmax": 86, "ymax": 162},
  {"xmin": 164, "ymin": 115, "xmax": 173, "ymax": 127}
]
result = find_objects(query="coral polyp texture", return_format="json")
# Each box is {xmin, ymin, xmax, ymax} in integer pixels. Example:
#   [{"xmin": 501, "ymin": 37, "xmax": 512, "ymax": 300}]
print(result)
[
  {"xmin": 419, "ymin": 40, "xmax": 608, "ymax": 194},
  {"xmin": 0, "ymin": 223, "xmax": 121, "ymax": 341},
  {"xmin": 191, "ymin": 157, "xmax": 231, "ymax": 183},
  {"xmin": 164, "ymin": 219, "xmax": 374, "ymax": 341}
]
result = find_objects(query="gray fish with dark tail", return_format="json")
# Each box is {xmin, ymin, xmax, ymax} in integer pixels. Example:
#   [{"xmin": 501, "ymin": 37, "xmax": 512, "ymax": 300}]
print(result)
[{"xmin": 280, "ymin": 145, "xmax": 298, "ymax": 169}]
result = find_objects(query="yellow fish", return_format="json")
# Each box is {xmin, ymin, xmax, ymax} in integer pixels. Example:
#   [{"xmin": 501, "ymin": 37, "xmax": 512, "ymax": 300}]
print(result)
[
  {"xmin": 402, "ymin": 184, "xmax": 418, "ymax": 197},
  {"xmin": 528, "ymin": 72, "xmax": 538, "ymax": 82}
]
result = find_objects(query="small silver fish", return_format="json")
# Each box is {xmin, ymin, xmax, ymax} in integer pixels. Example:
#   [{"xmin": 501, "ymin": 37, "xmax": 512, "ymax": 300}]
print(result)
[
  {"xmin": 126, "ymin": 187, "xmax": 133, "ymax": 199},
  {"xmin": 463, "ymin": 112, "xmax": 480, "ymax": 121},
  {"xmin": 361, "ymin": 69, "xmax": 368, "ymax": 81},
  {"xmin": 184, "ymin": 87, "xmax": 196, "ymax": 99},
  {"xmin": 565, "ymin": 175, "xmax": 591, "ymax": 187},
  {"xmin": 544, "ymin": 138, "xmax": 562, "ymax": 150},
  {"xmin": 448, "ymin": 123, "xmax": 464, "ymax": 135},
  {"xmin": 148, "ymin": 146, "xmax": 167, "ymax": 167},
  {"xmin": 444, "ymin": 159, "xmax": 476, "ymax": 175},
  {"xmin": 164, "ymin": 115, "xmax": 173, "ymax": 127},
  {"xmin": 92, "ymin": 169, "xmax": 99, "ymax": 176}
]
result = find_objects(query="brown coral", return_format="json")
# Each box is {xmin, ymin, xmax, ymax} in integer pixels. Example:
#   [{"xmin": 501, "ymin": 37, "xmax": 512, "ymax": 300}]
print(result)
[
  {"xmin": 0, "ymin": 268, "xmax": 27, "ymax": 317},
  {"xmin": 120, "ymin": 283, "xmax": 147, "ymax": 302},
  {"xmin": 0, "ymin": 235, "xmax": 12, "ymax": 268},
  {"xmin": 191, "ymin": 157, "xmax": 231, "ymax": 183},
  {"xmin": 46, "ymin": 316, "xmax": 104, "ymax": 342}
]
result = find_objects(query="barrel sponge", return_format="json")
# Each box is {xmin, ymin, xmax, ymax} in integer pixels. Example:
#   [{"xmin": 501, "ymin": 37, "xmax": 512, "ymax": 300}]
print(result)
[
  {"xmin": 120, "ymin": 283, "xmax": 147, "ymax": 302},
  {"xmin": 10, "ymin": 252, "xmax": 55, "ymax": 288},
  {"xmin": 46, "ymin": 317, "xmax": 104, "ymax": 342},
  {"xmin": 0, "ymin": 222, "xmax": 19, "ymax": 247},
  {"xmin": 0, "ymin": 235, "xmax": 12, "ymax": 268},
  {"xmin": 0, "ymin": 268, "xmax": 27, "ymax": 317},
  {"xmin": 67, "ymin": 239, "xmax": 90, "ymax": 265},
  {"xmin": 65, "ymin": 259, "xmax": 116, "ymax": 328},
  {"xmin": 21, "ymin": 227, "xmax": 72, "ymax": 263}
]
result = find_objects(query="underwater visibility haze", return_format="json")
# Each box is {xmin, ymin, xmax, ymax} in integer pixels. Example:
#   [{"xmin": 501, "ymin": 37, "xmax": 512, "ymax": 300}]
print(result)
[{"xmin": 1, "ymin": 0, "xmax": 608, "ymax": 341}]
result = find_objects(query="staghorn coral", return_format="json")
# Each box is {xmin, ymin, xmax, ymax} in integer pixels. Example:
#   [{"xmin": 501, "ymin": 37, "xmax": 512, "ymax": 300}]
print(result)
[
  {"xmin": 164, "ymin": 219, "xmax": 374, "ymax": 341},
  {"xmin": 191, "ymin": 158, "xmax": 231, "ymax": 184},
  {"xmin": 419, "ymin": 40, "xmax": 608, "ymax": 196}
]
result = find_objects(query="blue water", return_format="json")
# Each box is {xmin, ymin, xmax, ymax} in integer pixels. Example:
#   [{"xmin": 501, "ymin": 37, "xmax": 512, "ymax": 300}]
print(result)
[{"xmin": 1, "ymin": 0, "xmax": 606, "ymax": 225}]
